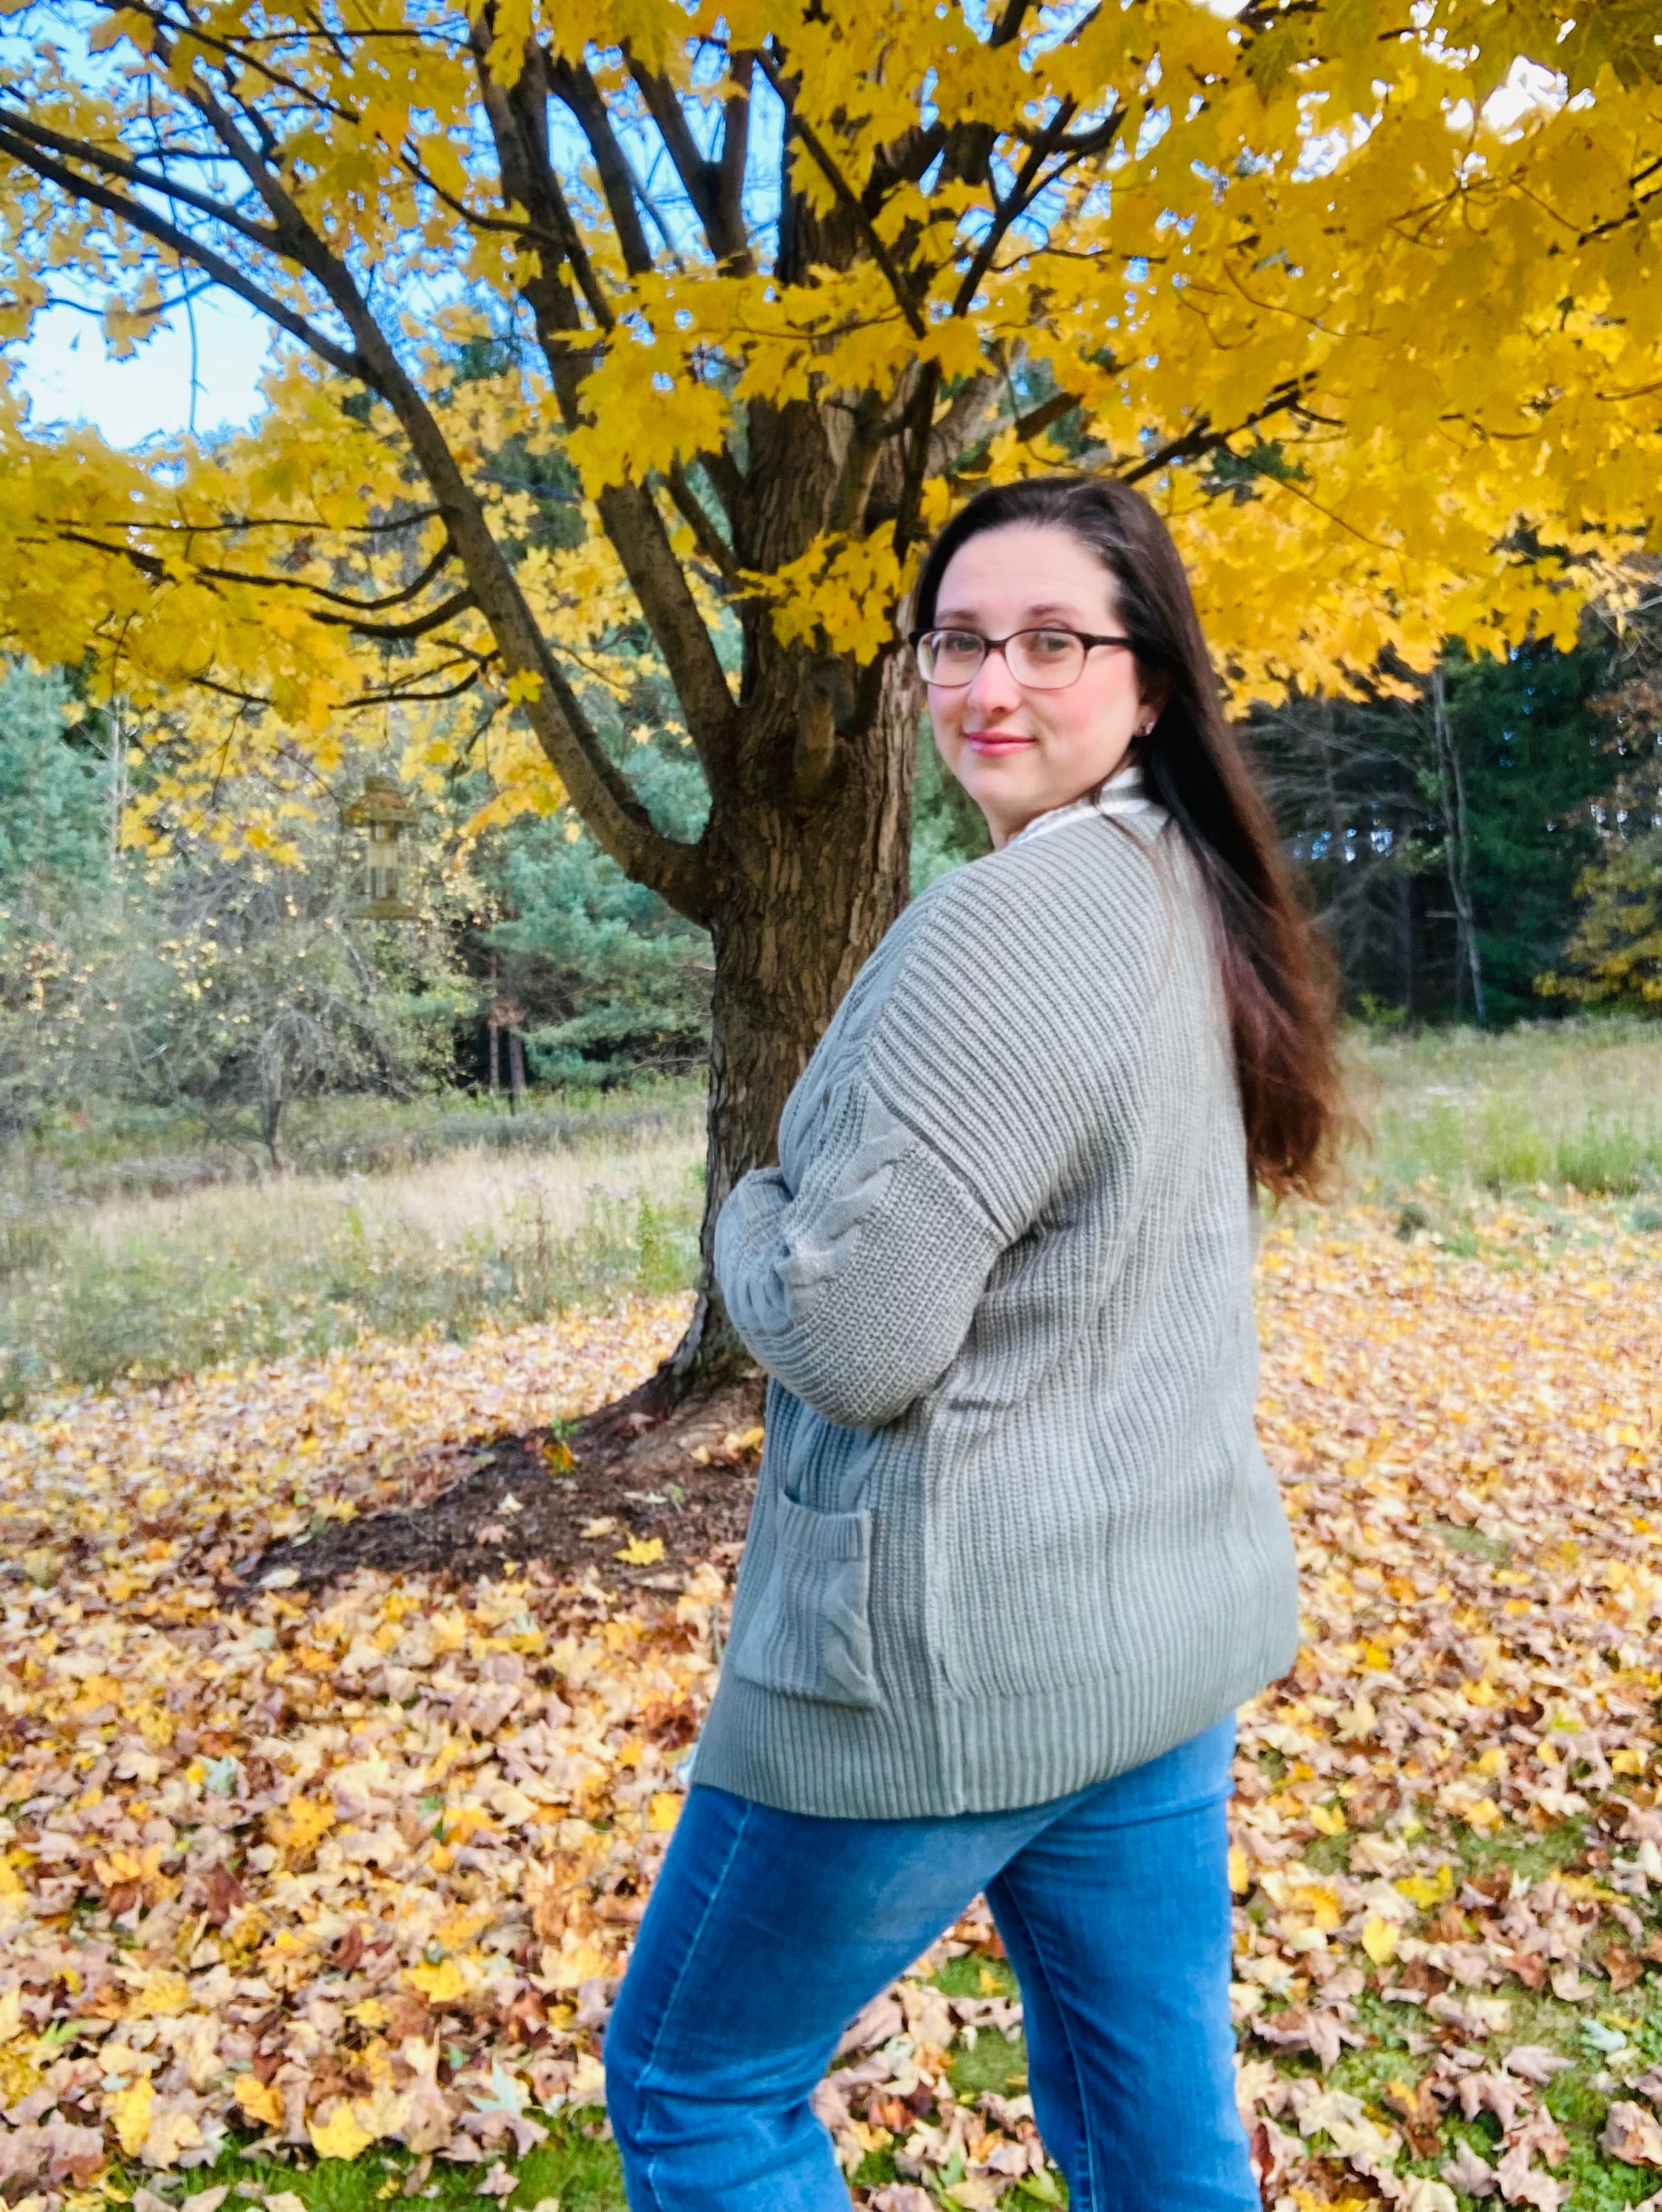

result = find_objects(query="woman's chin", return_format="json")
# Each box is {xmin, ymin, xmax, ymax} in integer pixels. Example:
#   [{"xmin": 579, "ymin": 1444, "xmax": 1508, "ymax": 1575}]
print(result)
[{"xmin": 960, "ymin": 755, "xmax": 1041, "ymax": 809}]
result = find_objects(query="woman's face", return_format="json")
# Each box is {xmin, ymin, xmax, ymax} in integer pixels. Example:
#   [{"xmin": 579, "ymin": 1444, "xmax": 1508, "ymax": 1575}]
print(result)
[{"xmin": 924, "ymin": 522, "xmax": 1156, "ymax": 850}]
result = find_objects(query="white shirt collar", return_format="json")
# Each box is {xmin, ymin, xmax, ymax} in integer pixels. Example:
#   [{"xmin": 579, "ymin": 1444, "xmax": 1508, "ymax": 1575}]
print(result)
[{"xmin": 1005, "ymin": 760, "xmax": 1163, "ymax": 851}]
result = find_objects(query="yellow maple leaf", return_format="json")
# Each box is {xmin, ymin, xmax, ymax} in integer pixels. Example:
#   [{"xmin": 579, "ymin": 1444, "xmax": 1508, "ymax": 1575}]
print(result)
[
  {"xmin": 648, "ymin": 1792, "xmax": 682, "ymax": 1832},
  {"xmin": 435, "ymin": 1904, "xmax": 496, "ymax": 1949},
  {"xmin": 1395, "ymin": 1865, "xmax": 1456, "ymax": 1910},
  {"xmin": 1228, "ymin": 1845, "xmax": 1252, "ymax": 1895},
  {"xmin": 0, "ymin": 2050, "xmax": 44, "ymax": 2104},
  {"xmin": 615, "ymin": 1536, "xmax": 666, "ymax": 1566},
  {"xmin": 127, "ymin": 1967, "xmax": 190, "ymax": 2018},
  {"xmin": 234, "ymin": 2072, "xmax": 285, "ymax": 2128},
  {"xmin": 110, "ymin": 2074, "xmax": 154, "ymax": 2157},
  {"xmin": 1360, "ymin": 1914, "xmax": 1399, "ymax": 1966},
  {"xmin": 405, "ymin": 1956, "xmax": 468, "ymax": 2004},
  {"xmin": 309, "ymin": 2100, "xmax": 376, "ymax": 2162},
  {"xmin": 269, "ymin": 1795, "xmax": 336, "ymax": 1858}
]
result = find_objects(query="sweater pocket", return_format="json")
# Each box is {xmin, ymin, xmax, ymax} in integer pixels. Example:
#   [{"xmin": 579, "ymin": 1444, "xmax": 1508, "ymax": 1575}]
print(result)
[{"xmin": 729, "ymin": 1494, "xmax": 880, "ymax": 1710}]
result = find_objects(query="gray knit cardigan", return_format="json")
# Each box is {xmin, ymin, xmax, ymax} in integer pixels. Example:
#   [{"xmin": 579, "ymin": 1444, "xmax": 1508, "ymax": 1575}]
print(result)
[{"xmin": 695, "ymin": 798, "xmax": 1299, "ymax": 1819}]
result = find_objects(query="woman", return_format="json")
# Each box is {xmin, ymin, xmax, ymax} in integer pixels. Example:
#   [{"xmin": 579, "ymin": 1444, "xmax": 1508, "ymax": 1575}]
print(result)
[{"xmin": 605, "ymin": 475, "xmax": 1341, "ymax": 2211}]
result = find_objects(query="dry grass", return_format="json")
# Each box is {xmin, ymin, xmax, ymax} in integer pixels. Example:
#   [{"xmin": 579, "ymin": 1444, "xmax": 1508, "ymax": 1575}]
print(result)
[
  {"xmin": 1345, "ymin": 1016, "xmax": 1662, "ymax": 1213},
  {"xmin": 5, "ymin": 1017, "xmax": 1661, "ymax": 1414},
  {"xmin": 1, "ymin": 1120, "xmax": 704, "ymax": 1412}
]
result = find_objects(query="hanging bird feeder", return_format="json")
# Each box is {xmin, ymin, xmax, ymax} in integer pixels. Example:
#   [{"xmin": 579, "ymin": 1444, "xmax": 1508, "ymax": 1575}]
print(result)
[{"xmin": 343, "ymin": 773, "xmax": 421, "ymax": 920}]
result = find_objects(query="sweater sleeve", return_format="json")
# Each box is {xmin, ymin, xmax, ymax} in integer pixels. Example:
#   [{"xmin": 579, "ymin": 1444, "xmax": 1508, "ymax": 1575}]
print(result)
[
  {"xmin": 714, "ymin": 1082, "xmax": 1006, "ymax": 1430},
  {"xmin": 714, "ymin": 832, "xmax": 1168, "ymax": 1428}
]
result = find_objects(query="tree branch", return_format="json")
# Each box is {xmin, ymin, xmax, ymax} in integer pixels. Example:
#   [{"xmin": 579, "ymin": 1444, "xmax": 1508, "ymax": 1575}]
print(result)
[
  {"xmin": 19, "ymin": 54, "xmax": 711, "ymax": 921},
  {"xmin": 470, "ymin": 37, "xmax": 739, "ymax": 783},
  {"xmin": 1117, "ymin": 377, "xmax": 1316, "ymax": 486},
  {"xmin": 754, "ymin": 46, "xmax": 928, "ymax": 341},
  {"xmin": 314, "ymin": 587, "xmax": 478, "ymax": 640},
  {"xmin": 0, "ymin": 101, "xmax": 285, "ymax": 259},
  {"xmin": 547, "ymin": 54, "xmax": 657, "ymax": 278},
  {"xmin": 626, "ymin": 57, "xmax": 752, "ymax": 268},
  {"xmin": 666, "ymin": 463, "xmax": 740, "ymax": 581},
  {"xmin": 0, "ymin": 122, "xmax": 368, "ymax": 383}
]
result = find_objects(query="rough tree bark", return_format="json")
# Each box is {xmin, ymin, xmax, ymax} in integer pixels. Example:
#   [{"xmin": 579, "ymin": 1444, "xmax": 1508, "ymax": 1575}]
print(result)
[
  {"xmin": 1431, "ymin": 666, "xmax": 1488, "ymax": 1026},
  {"xmin": 667, "ymin": 649, "xmax": 917, "ymax": 1393}
]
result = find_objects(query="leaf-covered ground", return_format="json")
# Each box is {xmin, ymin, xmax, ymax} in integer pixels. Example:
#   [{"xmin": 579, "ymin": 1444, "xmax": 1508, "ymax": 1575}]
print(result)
[{"xmin": 2, "ymin": 1206, "xmax": 1662, "ymax": 2212}]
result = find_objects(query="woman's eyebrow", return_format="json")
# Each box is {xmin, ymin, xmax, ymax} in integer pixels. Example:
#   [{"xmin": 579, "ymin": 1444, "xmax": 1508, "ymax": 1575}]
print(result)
[{"xmin": 933, "ymin": 600, "xmax": 1094, "ymax": 625}]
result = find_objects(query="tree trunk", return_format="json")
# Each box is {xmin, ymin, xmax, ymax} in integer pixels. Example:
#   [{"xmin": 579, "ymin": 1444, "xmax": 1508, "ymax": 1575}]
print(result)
[
  {"xmin": 650, "ymin": 649, "xmax": 917, "ymax": 1403},
  {"xmin": 1430, "ymin": 666, "xmax": 1487, "ymax": 1026},
  {"xmin": 259, "ymin": 1087, "xmax": 287, "ymax": 1175}
]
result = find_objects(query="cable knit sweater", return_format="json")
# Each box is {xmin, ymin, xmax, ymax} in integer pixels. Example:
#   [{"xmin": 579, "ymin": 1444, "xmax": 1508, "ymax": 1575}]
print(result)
[{"xmin": 696, "ymin": 786, "xmax": 1299, "ymax": 1818}]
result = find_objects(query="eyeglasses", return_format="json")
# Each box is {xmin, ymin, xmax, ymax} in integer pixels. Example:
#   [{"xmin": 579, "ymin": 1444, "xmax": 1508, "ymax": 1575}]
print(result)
[{"xmin": 909, "ymin": 625, "xmax": 1135, "ymax": 691}]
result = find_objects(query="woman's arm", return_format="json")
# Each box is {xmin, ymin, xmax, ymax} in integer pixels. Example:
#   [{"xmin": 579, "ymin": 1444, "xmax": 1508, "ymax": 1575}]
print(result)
[
  {"xmin": 714, "ymin": 1097, "xmax": 1005, "ymax": 1430},
  {"xmin": 715, "ymin": 831, "xmax": 1167, "ymax": 1430}
]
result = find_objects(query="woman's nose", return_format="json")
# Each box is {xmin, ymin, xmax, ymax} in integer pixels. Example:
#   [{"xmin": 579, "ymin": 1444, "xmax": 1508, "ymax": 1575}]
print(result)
[{"xmin": 966, "ymin": 647, "xmax": 1022, "ymax": 717}]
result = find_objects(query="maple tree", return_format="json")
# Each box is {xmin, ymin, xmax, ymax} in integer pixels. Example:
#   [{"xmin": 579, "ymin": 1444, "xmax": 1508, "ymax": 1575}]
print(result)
[{"xmin": 2, "ymin": 0, "xmax": 1662, "ymax": 1383}]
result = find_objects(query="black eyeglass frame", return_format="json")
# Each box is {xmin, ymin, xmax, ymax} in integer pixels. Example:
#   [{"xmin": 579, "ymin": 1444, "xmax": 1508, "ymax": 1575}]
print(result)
[{"xmin": 907, "ymin": 625, "xmax": 1137, "ymax": 688}]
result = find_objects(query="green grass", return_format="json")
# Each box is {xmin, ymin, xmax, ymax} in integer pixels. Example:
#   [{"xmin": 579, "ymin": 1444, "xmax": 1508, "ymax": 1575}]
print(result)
[
  {"xmin": 0, "ymin": 1107, "xmax": 703, "ymax": 1414},
  {"xmin": 107, "ymin": 2110, "xmax": 626, "ymax": 2212},
  {"xmin": 8, "ymin": 1016, "xmax": 1661, "ymax": 1416},
  {"xmin": 1347, "ymin": 1014, "xmax": 1662, "ymax": 1204}
]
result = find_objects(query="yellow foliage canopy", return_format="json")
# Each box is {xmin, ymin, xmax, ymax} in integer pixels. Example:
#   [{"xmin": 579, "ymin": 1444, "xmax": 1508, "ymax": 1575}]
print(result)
[{"xmin": 0, "ymin": 1, "xmax": 1658, "ymax": 878}]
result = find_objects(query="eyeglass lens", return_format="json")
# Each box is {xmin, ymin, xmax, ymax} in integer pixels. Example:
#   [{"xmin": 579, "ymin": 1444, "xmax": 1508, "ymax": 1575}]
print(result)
[{"xmin": 917, "ymin": 629, "xmax": 1086, "ymax": 689}]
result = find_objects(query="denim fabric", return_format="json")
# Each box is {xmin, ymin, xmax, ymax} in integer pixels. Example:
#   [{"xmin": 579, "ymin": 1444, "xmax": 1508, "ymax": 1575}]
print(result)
[{"xmin": 605, "ymin": 1716, "xmax": 1256, "ymax": 2211}]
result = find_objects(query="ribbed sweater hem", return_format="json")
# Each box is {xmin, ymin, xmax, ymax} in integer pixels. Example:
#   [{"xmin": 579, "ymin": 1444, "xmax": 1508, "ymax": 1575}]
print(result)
[{"xmin": 689, "ymin": 1602, "xmax": 1297, "ymax": 1819}]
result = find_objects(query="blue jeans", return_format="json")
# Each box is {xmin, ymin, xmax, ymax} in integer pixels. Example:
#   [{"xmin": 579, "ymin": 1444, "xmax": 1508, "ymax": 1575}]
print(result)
[{"xmin": 605, "ymin": 1716, "xmax": 1254, "ymax": 2211}]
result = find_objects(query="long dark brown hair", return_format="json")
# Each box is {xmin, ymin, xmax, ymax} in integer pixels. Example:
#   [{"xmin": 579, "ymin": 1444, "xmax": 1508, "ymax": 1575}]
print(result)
[{"xmin": 911, "ymin": 473, "xmax": 1343, "ymax": 1201}]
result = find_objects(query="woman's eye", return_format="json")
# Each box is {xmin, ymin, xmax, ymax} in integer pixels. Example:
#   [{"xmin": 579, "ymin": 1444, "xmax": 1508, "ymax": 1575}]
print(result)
[
  {"xmin": 1029, "ymin": 630, "xmax": 1074, "ymax": 656},
  {"xmin": 940, "ymin": 632, "xmax": 982, "ymax": 655}
]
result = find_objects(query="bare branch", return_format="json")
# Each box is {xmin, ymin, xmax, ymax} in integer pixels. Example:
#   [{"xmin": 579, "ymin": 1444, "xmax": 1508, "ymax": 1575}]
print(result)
[
  {"xmin": 314, "ymin": 587, "xmax": 478, "ymax": 640},
  {"xmin": 1117, "ymin": 377, "xmax": 1317, "ymax": 486},
  {"xmin": 0, "ymin": 101, "xmax": 284, "ymax": 257},
  {"xmin": 627, "ymin": 56, "xmax": 752, "ymax": 266},
  {"xmin": 666, "ymin": 463, "xmax": 740, "ymax": 581},
  {"xmin": 549, "ymin": 55, "xmax": 657, "ymax": 277}
]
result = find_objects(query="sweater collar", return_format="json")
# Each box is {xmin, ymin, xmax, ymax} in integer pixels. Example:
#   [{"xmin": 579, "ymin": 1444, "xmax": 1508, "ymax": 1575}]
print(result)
[{"xmin": 1004, "ymin": 760, "xmax": 1163, "ymax": 851}]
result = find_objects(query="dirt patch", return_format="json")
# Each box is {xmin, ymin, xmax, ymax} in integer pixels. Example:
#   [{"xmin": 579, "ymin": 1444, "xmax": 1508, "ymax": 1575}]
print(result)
[{"xmin": 244, "ymin": 1375, "xmax": 765, "ymax": 1595}]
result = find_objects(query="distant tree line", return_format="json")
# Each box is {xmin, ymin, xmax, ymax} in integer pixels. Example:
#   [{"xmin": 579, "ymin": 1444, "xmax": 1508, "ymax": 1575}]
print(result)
[
  {"xmin": 1, "ymin": 602, "xmax": 1658, "ymax": 1156},
  {"xmin": 1244, "ymin": 599, "xmax": 1662, "ymax": 1024}
]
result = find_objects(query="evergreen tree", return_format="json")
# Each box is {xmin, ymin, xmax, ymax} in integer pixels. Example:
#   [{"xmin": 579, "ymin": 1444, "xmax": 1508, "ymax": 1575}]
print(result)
[
  {"xmin": 482, "ymin": 734, "xmax": 714, "ymax": 1088},
  {"xmin": 0, "ymin": 663, "xmax": 112, "ymax": 903},
  {"xmin": 1447, "ymin": 640, "xmax": 1611, "ymax": 1024},
  {"xmin": 1540, "ymin": 580, "xmax": 1662, "ymax": 1009}
]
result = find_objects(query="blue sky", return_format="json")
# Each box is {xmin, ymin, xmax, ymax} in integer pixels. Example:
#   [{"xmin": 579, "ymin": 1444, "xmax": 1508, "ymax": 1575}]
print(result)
[{"xmin": 19, "ymin": 289, "xmax": 272, "ymax": 447}]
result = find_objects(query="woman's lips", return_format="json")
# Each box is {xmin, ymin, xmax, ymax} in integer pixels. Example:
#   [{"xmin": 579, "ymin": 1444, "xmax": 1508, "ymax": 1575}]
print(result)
[{"xmin": 962, "ymin": 730, "xmax": 1034, "ymax": 755}]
